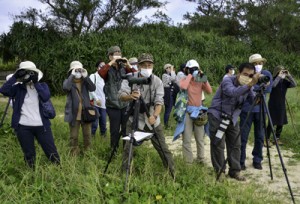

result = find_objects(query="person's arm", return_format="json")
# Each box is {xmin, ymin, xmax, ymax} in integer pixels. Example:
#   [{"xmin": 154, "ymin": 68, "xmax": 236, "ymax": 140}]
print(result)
[
  {"xmin": 119, "ymin": 79, "xmax": 140, "ymax": 101},
  {"xmin": 98, "ymin": 64, "xmax": 110, "ymax": 80},
  {"xmin": 0, "ymin": 76, "xmax": 18, "ymax": 97},
  {"xmin": 170, "ymin": 70, "xmax": 176, "ymax": 82},
  {"xmin": 222, "ymin": 76, "xmax": 257, "ymax": 97},
  {"xmin": 34, "ymin": 82, "xmax": 50, "ymax": 102},
  {"xmin": 162, "ymin": 73, "xmax": 171, "ymax": 87},
  {"xmin": 286, "ymin": 74, "xmax": 297, "ymax": 88},
  {"xmin": 179, "ymin": 74, "xmax": 192, "ymax": 90},
  {"xmin": 202, "ymin": 81, "xmax": 213, "ymax": 94},
  {"xmin": 272, "ymin": 76, "xmax": 281, "ymax": 88}
]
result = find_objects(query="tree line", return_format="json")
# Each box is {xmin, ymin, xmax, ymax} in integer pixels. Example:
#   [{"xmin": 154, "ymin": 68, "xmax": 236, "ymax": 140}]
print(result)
[{"xmin": 0, "ymin": 0, "xmax": 299, "ymax": 94}]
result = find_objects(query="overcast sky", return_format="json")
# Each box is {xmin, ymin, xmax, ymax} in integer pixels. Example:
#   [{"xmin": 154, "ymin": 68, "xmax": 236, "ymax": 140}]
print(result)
[{"xmin": 0, "ymin": 0, "xmax": 197, "ymax": 34}]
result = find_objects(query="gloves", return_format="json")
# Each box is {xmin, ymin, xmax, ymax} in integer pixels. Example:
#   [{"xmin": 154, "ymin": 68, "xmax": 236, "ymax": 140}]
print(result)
[
  {"xmin": 31, "ymin": 72, "xmax": 38, "ymax": 83},
  {"xmin": 81, "ymin": 69, "xmax": 88, "ymax": 78},
  {"xmin": 14, "ymin": 69, "xmax": 26, "ymax": 79}
]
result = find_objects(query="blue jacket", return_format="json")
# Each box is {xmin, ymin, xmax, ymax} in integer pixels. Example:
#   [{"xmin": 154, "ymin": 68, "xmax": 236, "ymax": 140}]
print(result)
[{"xmin": 0, "ymin": 76, "xmax": 52, "ymax": 130}]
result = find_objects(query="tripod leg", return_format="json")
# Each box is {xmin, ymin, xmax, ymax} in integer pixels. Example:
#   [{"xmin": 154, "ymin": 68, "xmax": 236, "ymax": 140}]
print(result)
[
  {"xmin": 261, "ymin": 97, "xmax": 273, "ymax": 180},
  {"xmin": 0, "ymin": 98, "xmax": 11, "ymax": 127},
  {"xmin": 262, "ymin": 95, "xmax": 295, "ymax": 204},
  {"xmin": 103, "ymin": 131, "xmax": 122, "ymax": 174}
]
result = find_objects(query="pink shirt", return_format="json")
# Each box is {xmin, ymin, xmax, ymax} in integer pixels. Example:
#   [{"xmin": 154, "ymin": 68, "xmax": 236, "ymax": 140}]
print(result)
[{"xmin": 180, "ymin": 74, "xmax": 212, "ymax": 106}]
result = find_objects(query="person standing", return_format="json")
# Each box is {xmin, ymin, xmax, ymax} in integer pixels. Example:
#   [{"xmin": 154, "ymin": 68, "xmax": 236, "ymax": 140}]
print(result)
[
  {"xmin": 0, "ymin": 61, "xmax": 60, "ymax": 168},
  {"xmin": 240, "ymin": 53, "xmax": 273, "ymax": 170},
  {"xmin": 209, "ymin": 62, "xmax": 259, "ymax": 181},
  {"xmin": 99, "ymin": 46, "xmax": 134, "ymax": 149},
  {"xmin": 223, "ymin": 64, "xmax": 235, "ymax": 79},
  {"xmin": 162, "ymin": 63, "xmax": 176, "ymax": 128},
  {"xmin": 266, "ymin": 65, "xmax": 297, "ymax": 145},
  {"xmin": 63, "ymin": 61, "xmax": 96, "ymax": 155},
  {"xmin": 89, "ymin": 60, "xmax": 107, "ymax": 137},
  {"xmin": 179, "ymin": 59, "xmax": 212, "ymax": 164},
  {"xmin": 119, "ymin": 53, "xmax": 175, "ymax": 175}
]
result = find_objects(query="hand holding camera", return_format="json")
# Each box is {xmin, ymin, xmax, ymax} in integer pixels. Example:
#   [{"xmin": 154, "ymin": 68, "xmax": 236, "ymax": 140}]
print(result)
[
  {"xmin": 14, "ymin": 69, "xmax": 27, "ymax": 79},
  {"xmin": 247, "ymin": 73, "xmax": 260, "ymax": 87},
  {"xmin": 130, "ymin": 89, "xmax": 141, "ymax": 100}
]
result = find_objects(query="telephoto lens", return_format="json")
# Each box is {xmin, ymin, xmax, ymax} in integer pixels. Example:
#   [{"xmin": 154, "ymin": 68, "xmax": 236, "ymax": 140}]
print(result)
[{"xmin": 257, "ymin": 75, "xmax": 270, "ymax": 84}]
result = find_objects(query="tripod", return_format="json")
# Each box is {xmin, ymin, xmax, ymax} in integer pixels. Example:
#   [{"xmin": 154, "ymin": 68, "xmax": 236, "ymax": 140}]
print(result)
[
  {"xmin": 103, "ymin": 95, "xmax": 175, "ymax": 193},
  {"xmin": 216, "ymin": 85, "xmax": 295, "ymax": 204},
  {"xmin": 0, "ymin": 98, "xmax": 11, "ymax": 127}
]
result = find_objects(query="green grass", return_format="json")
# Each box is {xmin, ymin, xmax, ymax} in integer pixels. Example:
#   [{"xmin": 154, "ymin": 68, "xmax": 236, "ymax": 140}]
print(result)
[{"xmin": 0, "ymin": 86, "xmax": 299, "ymax": 203}]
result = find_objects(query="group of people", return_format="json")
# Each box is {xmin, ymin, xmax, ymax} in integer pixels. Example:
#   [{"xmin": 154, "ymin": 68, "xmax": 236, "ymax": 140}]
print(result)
[{"xmin": 0, "ymin": 48, "xmax": 297, "ymax": 182}]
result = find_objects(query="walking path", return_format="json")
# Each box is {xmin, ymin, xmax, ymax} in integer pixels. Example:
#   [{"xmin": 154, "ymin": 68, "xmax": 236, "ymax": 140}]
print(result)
[{"xmin": 165, "ymin": 136, "xmax": 300, "ymax": 204}]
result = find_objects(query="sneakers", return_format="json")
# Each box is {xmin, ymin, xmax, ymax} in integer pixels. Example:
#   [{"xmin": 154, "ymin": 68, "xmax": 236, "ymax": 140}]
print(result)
[
  {"xmin": 253, "ymin": 162, "xmax": 262, "ymax": 170},
  {"xmin": 264, "ymin": 139, "xmax": 272, "ymax": 147},
  {"xmin": 229, "ymin": 172, "xmax": 246, "ymax": 181}
]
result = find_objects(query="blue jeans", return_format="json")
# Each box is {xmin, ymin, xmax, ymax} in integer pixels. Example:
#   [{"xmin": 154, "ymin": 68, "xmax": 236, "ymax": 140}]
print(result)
[
  {"xmin": 91, "ymin": 107, "xmax": 107, "ymax": 135},
  {"xmin": 16, "ymin": 125, "xmax": 60, "ymax": 168},
  {"xmin": 163, "ymin": 87, "xmax": 173, "ymax": 125},
  {"xmin": 240, "ymin": 111, "xmax": 265, "ymax": 165}
]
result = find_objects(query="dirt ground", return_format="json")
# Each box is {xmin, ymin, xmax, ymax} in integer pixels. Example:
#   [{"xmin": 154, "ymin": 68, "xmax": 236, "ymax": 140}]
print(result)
[{"xmin": 165, "ymin": 135, "xmax": 300, "ymax": 204}]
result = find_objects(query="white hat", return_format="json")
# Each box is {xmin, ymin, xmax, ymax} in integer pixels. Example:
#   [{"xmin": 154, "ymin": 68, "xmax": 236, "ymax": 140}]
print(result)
[
  {"xmin": 249, "ymin": 54, "xmax": 267, "ymax": 63},
  {"xmin": 164, "ymin": 63, "xmax": 173, "ymax": 70},
  {"xmin": 17, "ymin": 61, "xmax": 43, "ymax": 81},
  {"xmin": 186, "ymin": 59, "xmax": 199, "ymax": 68},
  {"xmin": 128, "ymin": 57, "xmax": 138, "ymax": 64},
  {"xmin": 69, "ymin": 61, "xmax": 83, "ymax": 72}
]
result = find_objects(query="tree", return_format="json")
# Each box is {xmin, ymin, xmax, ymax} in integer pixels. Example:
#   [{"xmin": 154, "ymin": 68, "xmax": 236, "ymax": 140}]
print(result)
[{"xmin": 14, "ymin": 0, "xmax": 165, "ymax": 36}]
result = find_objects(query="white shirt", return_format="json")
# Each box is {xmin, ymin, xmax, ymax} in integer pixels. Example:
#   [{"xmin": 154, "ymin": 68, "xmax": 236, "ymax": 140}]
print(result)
[
  {"xmin": 89, "ymin": 72, "xmax": 106, "ymax": 109},
  {"xmin": 19, "ymin": 85, "xmax": 43, "ymax": 126}
]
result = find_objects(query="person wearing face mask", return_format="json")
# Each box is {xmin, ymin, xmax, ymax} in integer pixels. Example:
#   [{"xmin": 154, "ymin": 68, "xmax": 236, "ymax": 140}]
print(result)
[
  {"xmin": 239, "ymin": 54, "xmax": 273, "ymax": 171},
  {"xmin": 63, "ymin": 61, "xmax": 96, "ymax": 156},
  {"xmin": 128, "ymin": 57, "xmax": 138, "ymax": 71},
  {"xmin": 223, "ymin": 64, "xmax": 235, "ymax": 79},
  {"xmin": 0, "ymin": 61, "xmax": 60, "ymax": 168},
  {"xmin": 89, "ymin": 60, "xmax": 107, "ymax": 138},
  {"xmin": 99, "ymin": 46, "xmax": 135, "ymax": 149},
  {"xmin": 162, "ymin": 63, "xmax": 176, "ymax": 128},
  {"xmin": 179, "ymin": 59, "xmax": 213, "ymax": 165},
  {"xmin": 208, "ymin": 63, "xmax": 259, "ymax": 181},
  {"xmin": 266, "ymin": 65, "xmax": 297, "ymax": 146},
  {"xmin": 119, "ymin": 53, "xmax": 175, "ymax": 176}
]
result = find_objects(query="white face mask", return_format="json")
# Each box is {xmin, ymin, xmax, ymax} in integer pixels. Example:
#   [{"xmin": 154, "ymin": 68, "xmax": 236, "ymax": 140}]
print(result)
[
  {"xmin": 255, "ymin": 65, "xmax": 263, "ymax": 73},
  {"xmin": 113, "ymin": 55, "xmax": 122, "ymax": 60},
  {"xmin": 140, "ymin": 68, "xmax": 153, "ymax": 78},
  {"xmin": 132, "ymin": 65, "xmax": 138, "ymax": 71},
  {"xmin": 74, "ymin": 72, "xmax": 82, "ymax": 79},
  {"xmin": 231, "ymin": 70, "xmax": 235, "ymax": 75},
  {"xmin": 238, "ymin": 75, "xmax": 252, "ymax": 85}
]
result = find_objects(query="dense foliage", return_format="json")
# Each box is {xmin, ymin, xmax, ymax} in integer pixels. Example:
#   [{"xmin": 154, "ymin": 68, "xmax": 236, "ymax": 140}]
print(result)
[{"xmin": 1, "ymin": 22, "xmax": 299, "ymax": 94}]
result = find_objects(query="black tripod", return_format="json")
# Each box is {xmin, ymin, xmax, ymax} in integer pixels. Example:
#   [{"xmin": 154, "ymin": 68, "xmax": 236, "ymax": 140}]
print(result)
[
  {"xmin": 103, "ymin": 95, "xmax": 174, "ymax": 192},
  {"xmin": 216, "ymin": 85, "xmax": 295, "ymax": 204},
  {"xmin": 0, "ymin": 98, "xmax": 11, "ymax": 127}
]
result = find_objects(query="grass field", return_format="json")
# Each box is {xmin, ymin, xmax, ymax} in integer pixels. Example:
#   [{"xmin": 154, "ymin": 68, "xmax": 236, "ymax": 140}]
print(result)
[{"xmin": 0, "ymin": 85, "xmax": 299, "ymax": 203}]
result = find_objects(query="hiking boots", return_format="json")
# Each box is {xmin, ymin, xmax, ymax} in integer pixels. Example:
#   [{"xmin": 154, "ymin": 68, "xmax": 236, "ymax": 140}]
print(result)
[
  {"xmin": 229, "ymin": 172, "xmax": 246, "ymax": 181},
  {"xmin": 273, "ymin": 139, "xmax": 283, "ymax": 145},
  {"xmin": 253, "ymin": 162, "xmax": 263, "ymax": 170}
]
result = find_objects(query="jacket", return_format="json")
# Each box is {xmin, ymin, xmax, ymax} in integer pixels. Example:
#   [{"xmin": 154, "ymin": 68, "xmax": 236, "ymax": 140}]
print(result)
[
  {"xmin": 63, "ymin": 75, "xmax": 96, "ymax": 126},
  {"xmin": 0, "ymin": 76, "xmax": 52, "ymax": 130}
]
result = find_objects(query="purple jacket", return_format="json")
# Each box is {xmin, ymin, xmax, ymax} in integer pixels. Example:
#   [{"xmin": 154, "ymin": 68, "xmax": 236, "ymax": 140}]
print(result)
[
  {"xmin": 0, "ymin": 76, "xmax": 52, "ymax": 130},
  {"xmin": 208, "ymin": 76, "xmax": 255, "ymax": 125}
]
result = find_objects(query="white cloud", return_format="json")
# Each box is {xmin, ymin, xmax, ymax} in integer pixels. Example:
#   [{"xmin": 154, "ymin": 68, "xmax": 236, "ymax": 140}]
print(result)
[{"xmin": 0, "ymin": 0, "xmax": 197, "ymax": 33}]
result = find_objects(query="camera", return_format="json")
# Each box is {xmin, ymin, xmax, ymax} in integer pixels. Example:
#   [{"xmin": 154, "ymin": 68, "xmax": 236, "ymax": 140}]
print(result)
[
  {"xmin": 214, "ymin": 114, "xmax": 231, "ymax": 144},
  {"xmin": 116, "ymin": 58, "xmax": 127, "ymax": 64},
  {"xmin": 257, "ymin": 75, "xmax": 270, "ymax": 85},
  {"xmin": 221, "ymin": 112, "xmax": 232, "ymax": 120},
  {"xmin": 126, "ymin": 75, "xmax": 151, "ymax": 86}
]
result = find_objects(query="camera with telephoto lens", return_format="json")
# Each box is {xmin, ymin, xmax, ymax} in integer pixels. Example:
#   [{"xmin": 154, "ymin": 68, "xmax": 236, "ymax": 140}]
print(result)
[
  {"xmin": 257, "ymin": 75, "xmax": 270, "ymax": 85},
  {"xmin": 119, "ymin": 64, "xmax": 151, "ymax": 85},
  {"xmin": 214, "ymin": 113, "xmax": 231, "ymax": 144}
]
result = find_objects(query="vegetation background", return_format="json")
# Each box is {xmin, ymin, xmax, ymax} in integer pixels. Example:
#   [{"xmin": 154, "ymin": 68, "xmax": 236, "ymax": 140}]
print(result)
[{"xmin": 0, "ymin": 0, "xmax": 299, "ymax": 203}]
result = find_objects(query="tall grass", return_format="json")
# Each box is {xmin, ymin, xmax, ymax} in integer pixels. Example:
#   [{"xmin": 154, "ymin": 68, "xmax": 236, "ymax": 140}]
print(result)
[{"xmin": 0, "ymin": 89, "xmax": 298, "ymax": 203}]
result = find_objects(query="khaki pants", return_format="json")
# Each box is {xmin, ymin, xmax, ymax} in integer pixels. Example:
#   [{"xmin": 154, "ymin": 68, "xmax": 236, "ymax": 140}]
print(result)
[
  {"xmin": 69, "ymin": 121, "xmax": 91, "ymax": 155},
  {"xmin": 182, "ymin": 113, "xmax": 205, "ymax": 164}
]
